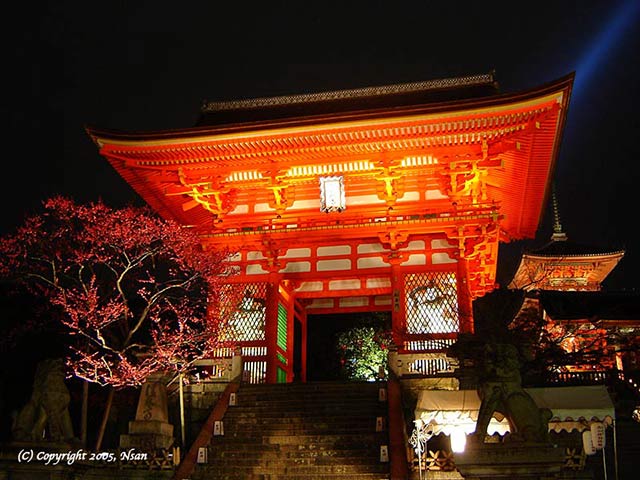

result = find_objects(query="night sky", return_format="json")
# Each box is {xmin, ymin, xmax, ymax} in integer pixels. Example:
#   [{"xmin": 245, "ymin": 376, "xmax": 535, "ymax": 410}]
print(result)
[{"xmin": 4, "ymin": 0, "xmax": 640, "ymax": 291}]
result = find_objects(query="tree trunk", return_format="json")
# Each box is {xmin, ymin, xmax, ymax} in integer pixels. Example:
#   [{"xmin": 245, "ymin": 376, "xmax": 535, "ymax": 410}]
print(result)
[
  {"xmin": 95, "ymin": 387, "xmax": 114, "ymax": 451},
  {"xmin": 81, "ymin": 380, "xmax": 88, "ymax": 447}
]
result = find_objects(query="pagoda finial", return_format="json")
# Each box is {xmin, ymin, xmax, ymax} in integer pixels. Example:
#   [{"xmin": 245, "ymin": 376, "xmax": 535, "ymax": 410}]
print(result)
[{"xmin": 551, "ymin": 185, "xmax": 567, "ymax": 242}]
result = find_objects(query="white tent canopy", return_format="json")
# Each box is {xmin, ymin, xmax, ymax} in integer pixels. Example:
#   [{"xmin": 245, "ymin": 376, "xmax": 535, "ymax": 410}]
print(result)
[{"xmin": 415, "ymin": 385, "xmax": 615, "ymax": 435}]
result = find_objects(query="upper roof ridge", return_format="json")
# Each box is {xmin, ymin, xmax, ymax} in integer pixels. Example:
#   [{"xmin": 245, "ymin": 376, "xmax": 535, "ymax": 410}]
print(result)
[{"xmin": 200, "ymin": 72, "xmax": 496, "ymax": 113}]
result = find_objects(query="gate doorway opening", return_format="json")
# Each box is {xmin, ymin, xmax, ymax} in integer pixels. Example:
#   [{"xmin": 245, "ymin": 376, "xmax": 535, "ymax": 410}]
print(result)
[{"xmin": 305, "ymin": 311, "xmax": 391, "ymax": 381}]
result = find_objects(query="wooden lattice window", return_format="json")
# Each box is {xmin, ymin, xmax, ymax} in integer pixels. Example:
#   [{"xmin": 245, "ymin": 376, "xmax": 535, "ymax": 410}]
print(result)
[
  {"xmin": 405, "ymin": 272, "xmax": 458, "ymax": 334},
  {"xmin": 277, "ymin": 303, "xmax": 288, "ymax": 352},
  {"xmin": 229, "ymin": 283, "xmax": 267, "ymax": 341}
]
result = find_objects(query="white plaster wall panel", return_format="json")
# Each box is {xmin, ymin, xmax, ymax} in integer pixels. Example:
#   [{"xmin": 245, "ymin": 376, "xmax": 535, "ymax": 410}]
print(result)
[
  {"xmin": 431, "ymin": 239, "xmax": 456, "ymax": 249},
  {"xmin": 254, "ymin": 203, "xmax": 273, "ymax": 213},
  {"xmin": 346, "ymin": 194, "xmax": 381, "ymax": 206},
  {"xmin": 227, "ymin": 252, "xmax": 242, "ymax": 262},
  {"xmin": 357, "ymin": 257, "xmax": 389, "ymax": 269},
  {"xmin": 295, "ymin": 281, "xmax": 324, "ymax": 292},
  {"xmin": 400, "ymin": 240, "xmax": 426, "ymax": 251},
  {"xmin": 426, "ymin": 189, "xmax": 448, "ymax": 200},
  {"xmin": 317, "ymin": 245, "xmax": 351, "ymax": 256},
  {"xmin": 246, "ymin": 264, "xmax": 269, "ymax": 275},
  {"xmin": 289, "ymin": 199, "xmax": 320, "ymax": 210},
  {"xmin": 339, "ymin": 297, "xmax": 369, "ymax": 308},
  {"xmin": 432, "ymin": 252, "xmax": 457, "ymax": 264},
  {"xmin": 365, "ymin": 278, "xmax": 392, "ymax": 289},
  {"xmin": 396, "ymin": 191, "xmax": 420, "ymax": 202},
  {"xmin": 374, "ymin": 295, "xmax": 393, "ymax": 306},
  {"xmin": 329, "ymin": 279, "xmax": 361, "ymax": 290},
  {"xmin": 247, "ymin": 251, "xmax": 266, "ymax": 260},
  {"xmin": 255, "ymin": 200, "xmax": 320, "ymax": 212},
  {"xmin": 401, "ymin": 254, "xmax": 427, "ymax": 266},
  {"xmin": 226, "ymin": 204, "xmax": 249, "ymax": 215},
  {"xmin": 279, "ymin": 261, "xmax": 311, "ymax": 273},
  {"xmin": 307, "ymin": 298, "xmax": 335, "ymax": 309},
  {"xmin": 357, "ymin": 243, "xmax": 386, "ymax": 254},
  {"xmin": 283, "ymin": 248, "xmax": 311, "ymax": 258},
  {"xmin": 317, "ymin": 259, "xmax": 351, "ymax": 271}
]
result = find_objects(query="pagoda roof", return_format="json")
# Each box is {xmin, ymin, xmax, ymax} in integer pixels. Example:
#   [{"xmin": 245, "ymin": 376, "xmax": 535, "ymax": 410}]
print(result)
[
  {"xmin": 539, "ymin": 290, "xmax": 640, "ymax": 323},
  {"xmin": 196, "ymin": 73, "xmax": 499, "ymax": 126},
  {"xmin": 86, "ymin": 73, "xmax": 573, "ymax": 246},
  {"xmin": 526, "ymin": 239, "xmax": 625, "ymax": 258}
]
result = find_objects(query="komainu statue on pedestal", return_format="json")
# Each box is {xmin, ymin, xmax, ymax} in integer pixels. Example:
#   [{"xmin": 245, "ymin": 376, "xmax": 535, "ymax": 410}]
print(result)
[
  {"xmin": 472, "ymin": 342, "xmax": 552, "ymax": 443},
  {"xmin": 12, "ymin": 358, "xmax": 76, "ymax": 443}
]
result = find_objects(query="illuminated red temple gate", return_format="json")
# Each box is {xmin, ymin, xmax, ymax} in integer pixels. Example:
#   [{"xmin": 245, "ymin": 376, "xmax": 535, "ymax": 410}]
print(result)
[{"xmin": 87, "ymin": 72, "xmax": 573, "ymax": 383}]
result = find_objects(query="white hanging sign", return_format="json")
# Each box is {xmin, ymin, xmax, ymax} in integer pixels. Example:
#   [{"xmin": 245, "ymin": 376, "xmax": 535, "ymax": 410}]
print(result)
[
  {"xmin": 582, "ymin": 430, "xmax": 596, "ymax": 456},
  {"xmin": 380, "ymin": 445, "xmax": 389, "ymax": 462},
  {"xmin": 214, "ymin": 420, "xmax": 224, "ymax": 436},
  {"xmin": 376, "ymin": 417, "xmax": 385, "ymax": 432},
  {"xmin": 378, "ymin": 387, "xmax": 387, "ymax": 402},
  {"xmin": 197, "ymin": 447, "xmax": 208, "ymax": 463},
  {"xmin": 229, "ymin": 392, "xmax": 237, "ymax": 406},
  {"xmin": 590, "ymin": 422, "xmax": 606, "ymax": 449}
]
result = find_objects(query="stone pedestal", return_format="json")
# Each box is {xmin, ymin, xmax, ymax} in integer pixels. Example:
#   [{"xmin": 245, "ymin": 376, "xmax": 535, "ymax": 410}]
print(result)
[
  {"xmin": 453, "ymin": 442, "xmax": 565, "ymax": 479},
  {"xmin": 120, "ymin": 376, "xmax": 174, "ymax": 451}
]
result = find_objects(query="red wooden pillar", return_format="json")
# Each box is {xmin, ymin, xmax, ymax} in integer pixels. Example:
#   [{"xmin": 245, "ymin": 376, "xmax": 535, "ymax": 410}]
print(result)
[
  {"xmin": 389, "ymin": 261, "xmax": 406, "ymax": 350},
  {"xmin": 456, "ymin": 258, "xmax": 474, "ymax": 334},
  {"xmin": 282, "ymin": 284, "xmax": 295, "ymax": 382},
  {"xmin": 300, "ymin": 309, "xmax": 308, "ymax": 383},
  {"xmin": 265, "ymin": 274, "xmax": 280, "ymax": 383}
]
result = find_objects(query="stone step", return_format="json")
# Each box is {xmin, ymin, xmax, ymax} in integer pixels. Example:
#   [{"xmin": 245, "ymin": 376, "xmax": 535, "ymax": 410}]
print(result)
[
  {"xmin": 211, "ymin": 432, "xmax": 386, "ymax": 445},
  {"xmin": 221, "ymin": 426, "xmax": 382, "ymax": 437},
  {"xmin": 221, "ymin": 425, "xmax": 383, "ymax": 435},
  {"xmin": 191, "ymin": 382, "xmax": 390, "ymax": 480},
  {"xmin": 236, "ymin": 388, "xmax": 383, "ymax": 398},
  {"xmin": 193, "ymin": 473, "xmax": 389, "ymax": 480},
  {"xmin": 223, "ymin": 413, "xmax": 384, "ymax": 424},
  {"xmin": 225, "ymin": 404, "xmax": 385, "ymax": 413},
  {"xmin": 196, "ymin": 463, "xmax": 389, "ymax": 475},
  {"xmin": 235, "ymin": 391, "xmax": 384, "ymax": 400},
  {"xmin": 238, "ymin": 381, "xmax": 382, "ymax": 389},
  {"xmin": 227, "ymin": 401, "xmax": 384, "ymax": 409},
  {"xmin": 209, "ymin": 448, "xmax": 382, "ymax": 463},
  {"xmin": 224, "ymin": 414, "xmax": 381, "ymax": 424}
]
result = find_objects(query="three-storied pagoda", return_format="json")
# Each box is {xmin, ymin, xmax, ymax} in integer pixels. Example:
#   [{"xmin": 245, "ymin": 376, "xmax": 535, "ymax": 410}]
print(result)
[{"xmin": 87, "ymin": 72, "xmax": 573, "ymax": 383}]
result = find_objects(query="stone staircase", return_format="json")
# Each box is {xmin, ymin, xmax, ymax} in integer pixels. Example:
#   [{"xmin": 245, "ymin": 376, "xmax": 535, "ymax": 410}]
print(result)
[{"xmin": 191, "ymin": 381, "xmax": 391, "ymax": 480}]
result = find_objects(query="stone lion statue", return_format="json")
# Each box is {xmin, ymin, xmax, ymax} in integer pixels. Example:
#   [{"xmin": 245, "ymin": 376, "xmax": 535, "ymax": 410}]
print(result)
[
  {"xmin": 12, "ymin": 358, "xmax": 75, "ymax": 443},
  {"xmin": 471, "ymin": 343, "xmax": 552, "ymax": 444}
]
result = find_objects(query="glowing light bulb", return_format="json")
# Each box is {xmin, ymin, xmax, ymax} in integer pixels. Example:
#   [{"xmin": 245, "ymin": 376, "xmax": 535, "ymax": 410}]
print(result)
[{"xmin": 450, "ymin": 428, "xmax": 466, "ymax": 453}]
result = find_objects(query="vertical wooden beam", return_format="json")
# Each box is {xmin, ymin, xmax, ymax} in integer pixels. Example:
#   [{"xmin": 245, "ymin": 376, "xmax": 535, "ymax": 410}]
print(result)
[
  {"xmin": 286, "ymin": 293, "xmax": 295, "ymax": 382},
  {"xmin": 390, "ymin": 263, "xmax": 406, "ymax": 349},
  {"xmin": 300, "ymin": 309, "xmax": 308, "ymax": 383},
  {"xmin": 387, "ymin": 378, "xmax": 409, "ymax": 479},
  {"xmin": 265, "ymin": 276, "xmax": 280, "ymax": 383},
  {"xmin": 456, "ymin": 258, "xmax": 474, "ymax": 334}
]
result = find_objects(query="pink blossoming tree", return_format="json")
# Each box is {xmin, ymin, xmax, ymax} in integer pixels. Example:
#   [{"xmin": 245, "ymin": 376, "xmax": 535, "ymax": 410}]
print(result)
[{"xmin": 0, "ymin": 197, "xmax": 238, "ymax": 448}]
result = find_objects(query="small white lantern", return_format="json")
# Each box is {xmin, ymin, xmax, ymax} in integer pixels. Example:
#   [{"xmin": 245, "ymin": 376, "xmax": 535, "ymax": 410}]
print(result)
[
  {"xmin": 450, "ymin": 428, "xmax": 467, "ymax": 453},
  {"xmin": 320, "ymin": 176, "xmax": 346, "ymax": 213}
]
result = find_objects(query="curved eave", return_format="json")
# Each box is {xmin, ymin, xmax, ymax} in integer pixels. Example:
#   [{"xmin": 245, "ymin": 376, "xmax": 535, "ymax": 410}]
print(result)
[
  {"xmin": 522, "ymin": 250, "xmax": 625, "ymax": 261},
  {"xmin": 508, "ymin": 250, "xmax": 625, "ymax": 290},
  {"xmin": 86, "ymin": 73, "xmax": 574, "ymax": 144},
  {"xmin": 86, "ymin": 74, "xmax": 574, "ymax": 240}
]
